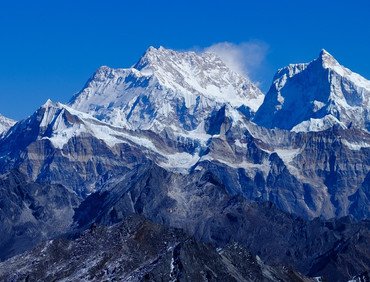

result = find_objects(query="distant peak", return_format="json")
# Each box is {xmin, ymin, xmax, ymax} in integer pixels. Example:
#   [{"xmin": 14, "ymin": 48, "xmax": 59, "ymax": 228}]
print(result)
[
  {"xmin": 152, "ymin": 45, "xmax": 166, "ymax": 52},
  {"xmin": 317, "ymin": 49, "xmax": 339, "ymax": 67},
  {"xmin": 143, "ymin": 45, "xmax": 168, "ymax": 56},
  {"xmin": 319, "ymin": 49, "xmax": 331, "ymax": 56},
  {"xmin": 0, "ymin": 113, "xmax": 15, "ymax": 133},
  {"xmin": 0, "ymin": 113, "xmax": 15, "ymax": 124},
  {"xmin": 42, "ymin": 99, "xmax": 54, "ymax": 108},
  {"xmin": 41, "ymin": 99, "xmax": 64, "ymax": 112},
  {"xmin": 89, "ymin": 65, "xmax": 118, "ymax": 83},
  {"xmin": 147, "ymin": 45, "xmax": 156, "ymax": 52},
  {"xmin": 143, "ymin": 46, "xmax": 158, "ymax": 55},
  {"xmin": 134, "ymin": 46, "xmax": 161, "ymax": 70},
  {"xmin": 94, "ymin": 65, "xmax": 114, "ymax": 76},
  {"xmin": 135, "ymin": 45, "xmax": 222, "ymax": 71},
  {"xmin": 134, "ymin": 45, "xmax": 187, "ymax": 71},
  {"xmin": 96, "ymin": 65, "xmax": 112, "ymax": 71}
]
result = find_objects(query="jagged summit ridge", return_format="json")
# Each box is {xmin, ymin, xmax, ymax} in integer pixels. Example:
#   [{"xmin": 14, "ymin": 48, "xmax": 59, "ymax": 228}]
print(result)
[
  {"xmin": 254, "ymin": 49, "xmax": 370, "ymax": 132},
  {"xmin": 272, "ymin": 49, "xmax": 335, "ymax": 84},
  {"xmin": 134, "ymin": 45, "xmax": 264, "ymax": 109},
  {"xmin": 69, "ymin": 46, "xmax": 264, "ymax": 132}
]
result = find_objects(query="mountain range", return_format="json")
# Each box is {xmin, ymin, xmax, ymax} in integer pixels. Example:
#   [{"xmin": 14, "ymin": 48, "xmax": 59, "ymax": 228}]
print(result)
[{"xmin": 0, "ymin": 46, "xmax": 369, "ymax": 281}]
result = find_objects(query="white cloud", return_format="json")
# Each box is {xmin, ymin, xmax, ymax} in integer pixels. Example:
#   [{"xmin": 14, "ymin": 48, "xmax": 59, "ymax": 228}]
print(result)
[{"xmin": 203, "ymin": 41, "xmax": 269, "ymax": 81}]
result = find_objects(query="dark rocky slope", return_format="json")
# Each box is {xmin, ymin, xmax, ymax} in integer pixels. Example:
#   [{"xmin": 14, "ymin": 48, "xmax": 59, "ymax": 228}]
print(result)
[
  {"xmin": 0, "ymin": 170, "xmax": 79, "ymax": 261},
  {"xmin": 73, "ymin": 162, "xmax": 370, "ymax": 281},
  {"xmin": 0, "ymin": 215, "xmax": 312, "ymax": 282}
]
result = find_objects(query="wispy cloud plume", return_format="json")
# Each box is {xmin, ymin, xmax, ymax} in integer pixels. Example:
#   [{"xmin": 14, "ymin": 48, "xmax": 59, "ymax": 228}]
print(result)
[{"xmin": 203, "ymin": 41, "xmax": 269, "ymax": 86}]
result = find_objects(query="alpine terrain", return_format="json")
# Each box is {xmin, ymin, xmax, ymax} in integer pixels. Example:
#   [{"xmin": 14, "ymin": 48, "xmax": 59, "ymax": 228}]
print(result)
[{"xmin": 0, "ymin": 46, "xmax": 369, "ymax": 282}]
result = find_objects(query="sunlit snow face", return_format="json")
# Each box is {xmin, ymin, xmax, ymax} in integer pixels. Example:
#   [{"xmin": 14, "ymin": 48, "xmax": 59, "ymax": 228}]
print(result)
[
  {"xmin": 255, "ymin": 49, "xmax": 370, "ymax": 132},
  {"xmin": 68, "ymin": 46, "xmax": 264, "ymax": 132}
]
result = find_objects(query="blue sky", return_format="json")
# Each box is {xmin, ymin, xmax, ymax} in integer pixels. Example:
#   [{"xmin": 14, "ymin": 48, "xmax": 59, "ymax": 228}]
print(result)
[{"xmin": 1, "ymin": 0, "xmax": 370, "ymax": 119}]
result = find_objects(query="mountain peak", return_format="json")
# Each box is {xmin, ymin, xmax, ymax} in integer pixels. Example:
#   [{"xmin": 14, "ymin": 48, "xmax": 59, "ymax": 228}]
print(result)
[
  {"xmin": 254, "ymin": 49, "xmax": 370, "ymax": 132},
  {"xmin": 70, "ymin": 46, "xmax": 264, "ymax": 132},
  {"xmin": 145, "ymin": 45, "xmax": 166, "ymax": 53},
  {"xmin": 134, "ymin": 46, "xmax": 228, "ymax": 73},
  {"xmin": 319, "ymin": 48, "xmax": 331, "ymax": 57},
  {"xmin": 41, "ymin": 99, "xmax": 66, "ymax": 112},
  {"xmin": 42, "ymin": 99, "xmax": 55, "ymax": 109},
  {"xmin": 317, "ymin": 48, "xmax": 339, "ymax": 68},
  {"xmin": 134, "ymin": 46, "xmax": 197, "ymax": 71},
  {"xmin": 134, "ymin": 46, "xmax": 164, "ymax": 71},
  {"xmin": 0, "ymin": 114, "xmax": 16, "ymax": 134}
]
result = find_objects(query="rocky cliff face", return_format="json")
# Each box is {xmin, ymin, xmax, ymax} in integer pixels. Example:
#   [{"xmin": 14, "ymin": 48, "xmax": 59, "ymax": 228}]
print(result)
[
  {"xmin": 1, "ymin": 173, "xmax": 368, "ymax": 281},
  {"xmin": 70, "ymin": 162, "xmax": 370, "ymax": 281},
  {"xmin": 0, "ymin": 170, "xmax": 79, "ymax": 261}
]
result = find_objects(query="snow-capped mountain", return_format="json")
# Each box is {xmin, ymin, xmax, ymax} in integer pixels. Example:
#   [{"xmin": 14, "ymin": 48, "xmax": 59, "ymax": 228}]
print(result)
[
  {"xmin": 3, "ymin": 95, "xmax": 370, "ymax": 221},
  {"xmin": 1, "ymin": 46, "xmax": 370, "ymax": 280},
  {"xmin": 0, "ymin": 114, "xmax": 15, "ymax": 134},
  {"xmin": 69, "ymin": 46, "xmax": 264, "ymax": 133},
  {"xmin": 254, "ymin": 49, "xmax": 370, "ymax": 132},
  {"xmin": 1, "ymin": 47, "xmax": 370, "ymax": 221}
]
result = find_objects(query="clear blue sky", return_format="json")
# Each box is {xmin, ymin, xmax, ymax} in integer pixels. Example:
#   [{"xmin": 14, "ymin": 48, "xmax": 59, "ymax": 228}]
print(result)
[{"xmin": 1, "ymin": 0, "xmax": 369, "ymax": 119}]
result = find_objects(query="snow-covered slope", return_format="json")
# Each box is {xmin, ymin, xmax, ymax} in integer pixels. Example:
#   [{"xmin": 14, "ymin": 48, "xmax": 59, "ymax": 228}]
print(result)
[
  {"xmin": 254, "ymin": 49, "xmax": 370, "ymax": 132},
  {"xmin": 0, "ymin": 114, "xmax": 15, "ymax": 134},
  {"xmin": 69, "ymin": 46, "xmax": 264, "ymax": 133},
  {"xmin": 1, "ymin": 100, "xmax": 206, "ymax": 175}
]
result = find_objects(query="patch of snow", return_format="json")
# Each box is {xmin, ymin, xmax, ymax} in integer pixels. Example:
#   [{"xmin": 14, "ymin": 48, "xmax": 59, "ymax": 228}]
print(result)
[
  {"xmin": 199, "ymin": 154, "xmax": 270, "ymax": 178},
  {"xmin": 273, "ymin": 148, "xmax": 303, "ymax": 179},
  {"xmin": 312, "ymin": 100, "xmax": 326, "ymax": 112},
  {"xmin": 342, "ymin": 139, "xmax": 370, "ymax": 151},
  {"xmin": 291, "ymin": 115, "xmax": 346, "ymax": 132},
  {"xmin": 0, "ymin": 114, "xmax": 16, "ymax": 134}
]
